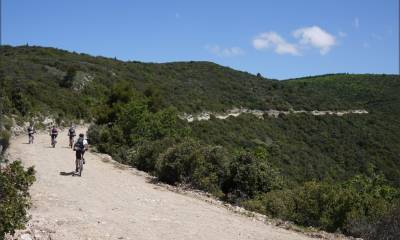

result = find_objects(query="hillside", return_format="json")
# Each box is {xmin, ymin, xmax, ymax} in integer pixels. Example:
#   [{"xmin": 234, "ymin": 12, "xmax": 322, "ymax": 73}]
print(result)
[
  {"xmin": 1, "ymin": 45, "xmax": 399, "ymax": 238},
  {"xmin": 2, "ymin": 45, "xmax": 398, "ymax": 116},
  {"xmin": 0, "ymin": 45, "xmax": 278, "ymax": 116}
]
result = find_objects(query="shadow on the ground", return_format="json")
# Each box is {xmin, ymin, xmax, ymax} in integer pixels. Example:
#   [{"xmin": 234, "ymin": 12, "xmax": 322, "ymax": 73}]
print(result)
[
  {"xmin": 60, "ymin": 171, "xmax": 75, "ymax": 176},
  {"xmin": 146, "ymin": 177, "xmax": 160, "ymax": 184}
]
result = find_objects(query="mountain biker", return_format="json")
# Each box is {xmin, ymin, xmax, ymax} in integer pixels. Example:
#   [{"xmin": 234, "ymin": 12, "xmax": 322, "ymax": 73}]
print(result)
[
  {"xmin": 68, "ymin": 125, "xmax": 76, "ymax": 148},
  {"xmin": 27, "ymin": 124, "xmax": 35, "ymax": 143},
  {"xmin": 73, "ymin": 133, "xmax": 88, "ymax": 172},
  {"xmin": 50, "ymin": 125, "xmax": 58, "ymax": 146}
]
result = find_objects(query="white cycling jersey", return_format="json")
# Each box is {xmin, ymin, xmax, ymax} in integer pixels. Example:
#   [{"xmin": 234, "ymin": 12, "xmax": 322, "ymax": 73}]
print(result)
[{"xmin": 75, "ymin": 139, "xmax": 88, "ymax": 145}]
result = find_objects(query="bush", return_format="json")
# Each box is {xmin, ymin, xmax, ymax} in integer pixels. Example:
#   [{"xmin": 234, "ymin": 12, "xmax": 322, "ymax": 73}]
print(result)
[
  {"xmin": 0, "ymin": 161, "xmax": 35, "ymax": 238},
  {"xmin": 154, "ymin": 142, "xmax": 230, "ymax": 197},
  {"xmin": 245, "ymin": 173, "xmax": 400, "ymax": 236},
  {"xmin": 0, "ymin": 130, "xmax": 11, "ymax": 154},
  {"xmin": 155, "ymin": 139, "xmax": 203, "ymax": 184},
  {"xmin": 243, "ymin": 189, "xmax": 296, "ymax": 219},
  {"xmin": 192, "ymin": 146, "xmax": 230, "ymax": 197},
  {"xmin": 226, "ymin": 150, "xmax": 283, "ymax": 200},
  {"xmin": 127, "ymin": 138, "xmax": 175, "ymax": 172},
  {"xmin": 366, "ymin": 206, "xmax": 400, "ymax": 240}
]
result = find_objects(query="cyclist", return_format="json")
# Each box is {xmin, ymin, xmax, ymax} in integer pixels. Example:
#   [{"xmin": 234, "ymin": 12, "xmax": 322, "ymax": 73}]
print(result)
[
  {"xmin": 68, "ymin": 125, "xmax": 76, "ymax": 148},
  {"xmin": 50, "ymin": 125, "xmax": 58, "ymax": 147},
  {"xmin": 27, "ymin": 124, "xmax": 35, "ymax": 144},
  {"xmin": 74, "ymin": 133, "xmax": 88, "ymax": 173}
]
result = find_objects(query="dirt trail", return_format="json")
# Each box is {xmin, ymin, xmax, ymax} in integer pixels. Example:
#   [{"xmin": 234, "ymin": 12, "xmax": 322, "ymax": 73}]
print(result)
[{"xmin": 8, "ymin": 127, "xmax": 315, "ymax": 240}]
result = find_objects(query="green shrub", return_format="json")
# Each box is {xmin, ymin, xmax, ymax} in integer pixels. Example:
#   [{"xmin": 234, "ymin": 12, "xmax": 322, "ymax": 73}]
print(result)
[
  {"xmin": 366, "ymin": 206, "xmax": 400, "ymax": 240},
  {"xmin": 226, "ymin": 150, "xmax": 283, "ymax": 200},
  {"xmin": 190, "ymin": 146, "xmax": 230, "ymax": 197},
  {"xmin": 155, "ymin": 139, "xmax": 204, "ymax": 184},
  {"xmin": 127, "ymin": 138, "xmax": 175, "ymax": 172},
  {"xmin": 243, "ymin": 189, "xmax": 296, "ymax": 219},
  {"xmin": 0, "ymin": 161, "xmax": 35, "ymax": 238},
  {"xmin": 246, "ymin": 174, "xmax": 400, "ymax": 235},
  {"xmin": 0, "ymin": 130, "xmax": 11, "ymax": 154}
]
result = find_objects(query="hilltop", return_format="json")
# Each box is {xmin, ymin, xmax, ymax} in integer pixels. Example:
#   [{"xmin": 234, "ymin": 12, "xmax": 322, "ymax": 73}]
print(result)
[{"xmin": 1, "ymin": 45, "xmax": 398, "ymax": 116}]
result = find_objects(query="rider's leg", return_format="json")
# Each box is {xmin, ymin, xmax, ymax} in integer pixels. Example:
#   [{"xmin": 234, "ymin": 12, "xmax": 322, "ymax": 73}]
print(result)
[
  {"xmin": 75, "ymin": 151, "xmax": 81, "ymax": 172},
  {"xmin": 82, "ymin": 151, "xmax": 86, "ymax": 164}
]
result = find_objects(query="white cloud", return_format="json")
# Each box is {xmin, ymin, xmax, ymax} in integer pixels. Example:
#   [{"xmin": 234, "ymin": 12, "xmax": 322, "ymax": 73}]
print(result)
[
  {"xmin": 252, "ymin": 32, "xmax": 300, "ymax": 56},
  {"xmin": 353, "ymin": 17, "xmax": 360, "ymax": 28},
  {"xmin": 205, "ymin": 45, "xmax": 245, "ymax": 57},
  {"xmin": 293, "ymin": 26, "xmax": 336, "ymax": 55}
]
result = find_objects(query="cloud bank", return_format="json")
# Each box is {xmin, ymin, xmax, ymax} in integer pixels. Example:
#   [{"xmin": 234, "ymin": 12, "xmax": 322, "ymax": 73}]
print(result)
[
  {"xmin": 253, "ymin": 26, "xmax": 336, "ymax": 56},
  {"xmin": 293, "ymin": 26, "xmax": 336, "ymax": 55},
  {"xmin": 252, "ymin": 32, "xmax": 300, "ymax": 56}
]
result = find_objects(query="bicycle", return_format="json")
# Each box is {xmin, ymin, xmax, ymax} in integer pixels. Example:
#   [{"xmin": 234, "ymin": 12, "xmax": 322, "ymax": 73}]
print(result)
[
  {"xmin": 51, "ymin": 134, "xmax": 57, "ymax": 148},
  {"xmin": 69, "ymin": 135, "xmax": 75, "ymax": 148},
  {"xmin": 28, "ymin": 134, "xmax": 34, "ymax": 144}
]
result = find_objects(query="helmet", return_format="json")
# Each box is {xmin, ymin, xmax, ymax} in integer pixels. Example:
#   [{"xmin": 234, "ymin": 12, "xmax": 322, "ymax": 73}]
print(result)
[{"xmin": 79, "ymin": 133, "xmax": 84, "ymax": 137}]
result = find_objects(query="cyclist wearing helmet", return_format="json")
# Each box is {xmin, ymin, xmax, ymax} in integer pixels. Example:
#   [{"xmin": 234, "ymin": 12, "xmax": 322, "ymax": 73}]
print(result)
[
  {"xmin": 50, "ymin": 125, "xmax": 58, "ymax": 147},
  {"xmin": 68, "ymin": 125, "xmax": 76, "ymax": 148},
  {"xmin": 73, "ymin": 133, "xmax": 88, "ymax": 172},
  {"xmin": 27, "ymin": 123, "xmax": 35, "ymax": 144}
]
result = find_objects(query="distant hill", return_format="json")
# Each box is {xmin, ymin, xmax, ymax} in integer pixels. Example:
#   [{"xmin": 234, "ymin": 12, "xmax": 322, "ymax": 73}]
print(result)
[
  {"xmin": 0, "ymin": 45, "xmax": 278, "ymax": 116},
  {"xmin": 1, "ymin": 45, "xmax": 398, "ymax": 116}
]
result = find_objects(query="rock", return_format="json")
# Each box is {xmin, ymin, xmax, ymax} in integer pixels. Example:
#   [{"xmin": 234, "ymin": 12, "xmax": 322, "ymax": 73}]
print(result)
[
  {"xmin": 20, "ymin": 234, "xmax": 33, "ymax": 240},
  {"xmin": 42, "ymin": 117, "xmax": 55, "ymax": 126}
]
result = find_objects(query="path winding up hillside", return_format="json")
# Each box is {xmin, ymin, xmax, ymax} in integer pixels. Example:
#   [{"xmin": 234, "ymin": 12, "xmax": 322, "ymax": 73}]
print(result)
[{"xmin": 8, "ymin": 127, "xmax": 316, "ymax": 240}]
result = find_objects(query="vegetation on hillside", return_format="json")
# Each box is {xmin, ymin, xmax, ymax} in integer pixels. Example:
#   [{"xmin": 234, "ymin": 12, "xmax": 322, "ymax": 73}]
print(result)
[
  {"xmin": 86, "ymin": 85, "xmax": 400, "ymax": 238},
  {"xmin": 1, "ymin": 45, "xmax": 400, "ymax": 238}
]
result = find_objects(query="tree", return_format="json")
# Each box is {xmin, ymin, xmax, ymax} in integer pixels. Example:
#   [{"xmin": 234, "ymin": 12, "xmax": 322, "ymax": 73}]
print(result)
[
  {"xmin": 60, "ymin": 67, "xmax": 76, "ymax": 88},
  {"xmin": 0, "ymin": 161, "xmax": 35, "ymax": 238}
]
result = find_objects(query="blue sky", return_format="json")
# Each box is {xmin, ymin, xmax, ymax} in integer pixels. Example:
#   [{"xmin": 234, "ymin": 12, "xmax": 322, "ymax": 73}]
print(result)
[{"xmin": 2, "ymin": 0, "xmax": 399, "ymax": 79}]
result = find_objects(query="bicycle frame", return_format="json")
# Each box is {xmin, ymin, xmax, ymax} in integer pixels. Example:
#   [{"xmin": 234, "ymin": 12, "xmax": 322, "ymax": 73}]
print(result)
[
  {"xmin": 28, "ymin": 134, "xmax": 34, "ymax": 144},
  {"xmin": 69, "ymin": 136, "xmax": 75, "ymax": 148}
]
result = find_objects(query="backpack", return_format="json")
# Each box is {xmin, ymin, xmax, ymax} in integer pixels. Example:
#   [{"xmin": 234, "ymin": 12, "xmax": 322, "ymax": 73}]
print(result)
[
  {"xmin": 75, "ymin": 137, "xmax": 85, "ymax": 151},
  {"xmin": 69, "ymin": 128, "xmax": 76, "ymax": 135},
  {"xmin": 52, "ymin": 128, "xmax": 58, "ymax": 134}
]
